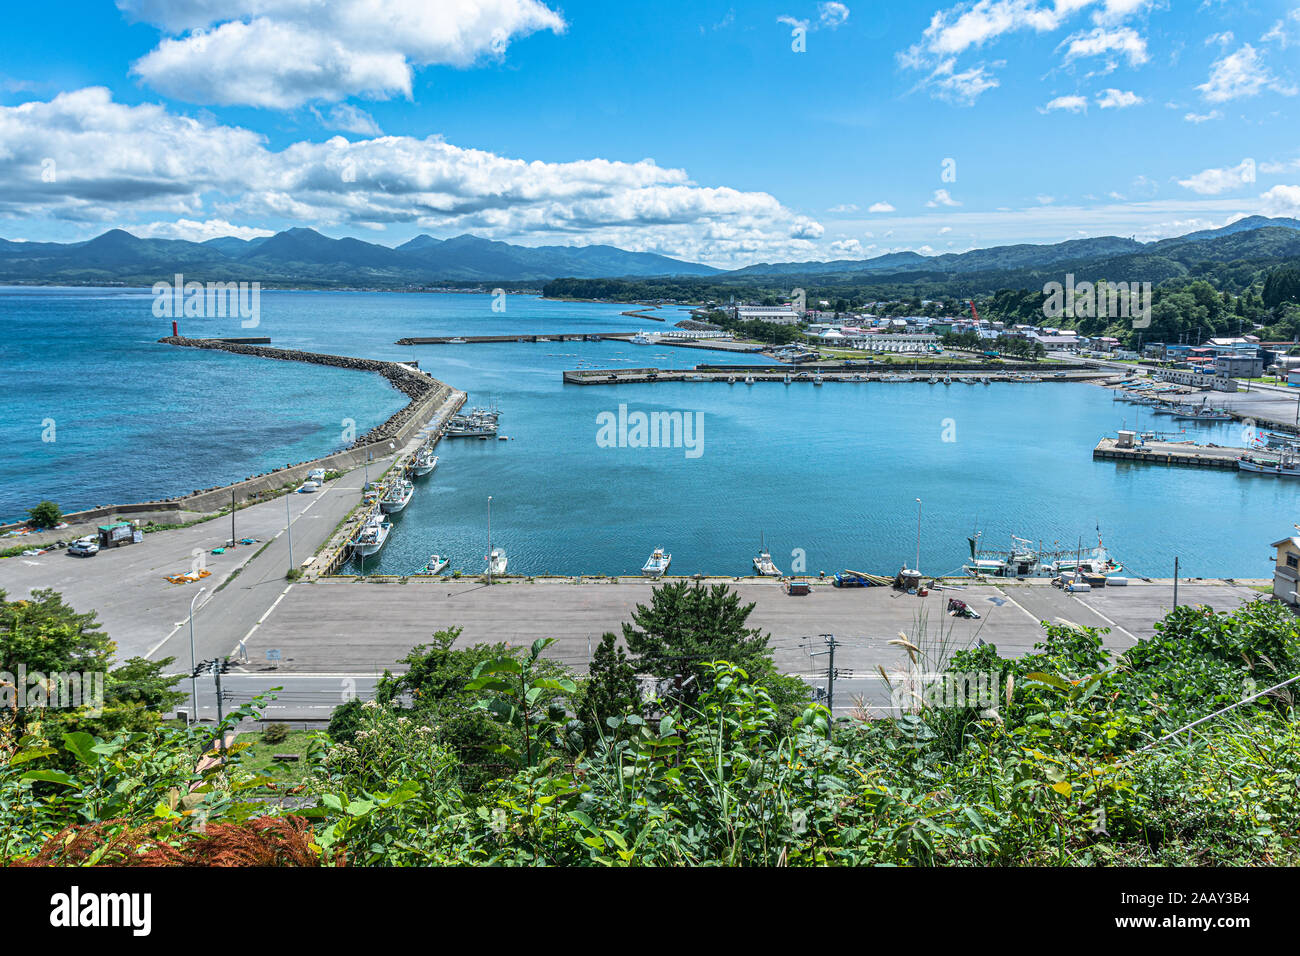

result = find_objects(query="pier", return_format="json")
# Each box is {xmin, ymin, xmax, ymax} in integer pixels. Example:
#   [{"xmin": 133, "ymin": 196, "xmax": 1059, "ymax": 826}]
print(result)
[
  {"xmin": 395, "ymin": 332, "xmax": 639, "ymax": 345},
  {"xmin": 1093, "ymin": 437, "xmax": 1246, "ymax": 469},
  {"xmin": 563, "ymin": 365, "xmax": 1111, "ymax": 385}
]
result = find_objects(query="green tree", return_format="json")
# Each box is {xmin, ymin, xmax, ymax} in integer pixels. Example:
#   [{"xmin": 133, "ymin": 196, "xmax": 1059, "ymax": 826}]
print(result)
[
  {"xmin": 25, "ymin": 501, "xmax": 62, "ymax": 529},
  {"xmin": 577, "ymin": 632, "xmax": 640, "ymax": 744}
]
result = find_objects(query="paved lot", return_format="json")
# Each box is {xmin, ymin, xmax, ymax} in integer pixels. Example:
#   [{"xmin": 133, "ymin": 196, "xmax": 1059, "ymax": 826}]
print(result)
[
  {"xmin": 230, "ymin": 576, "xmax": 1262, "ymax": 715},
  {"xmin": 0, "ymin": 449, "xmax": 407, "ymax": 662}
]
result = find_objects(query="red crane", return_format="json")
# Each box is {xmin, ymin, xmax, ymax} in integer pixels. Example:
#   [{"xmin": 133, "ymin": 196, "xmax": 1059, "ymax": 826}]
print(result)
[{"xmin": 968, "ymin": 299, "xmax": 980, "ymax": 323}]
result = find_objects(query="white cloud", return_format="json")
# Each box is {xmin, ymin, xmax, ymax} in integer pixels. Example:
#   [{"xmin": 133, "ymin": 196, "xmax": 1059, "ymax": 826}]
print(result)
[
  {"xmin": 1197, "ymin": 44, "xmax": 1297, "ymax": 103},
  {"xmin": 130, "ymin": 218, "xmax": 277, "ymax": 241},
  {"xmin": 868, "ymin": 201, "xmax": 896, "ymax": 213},
  {"xmin": 119, "ymin": 0, "xmax": 567, "ymax": 108},
  {"xmin": 1205, "ymin": 31, "xmax": 1234, "ymax": 47},
  {"xmin": 1261, "ymin": 10, "xmax": 1300, "ymax": 48},
  {"xmin": 1184, "ymin": 109, "xmax": 1222, "ymax": 123},
  {"xmin": 313, "ymin": 104, "xmax": 383, "ymax": 136},
  {"xmin": 0, "ymin": 87, "xmax": 828, "ymax": 267},
  {"xmin": 1260, "ymin": 184, "xmax": 1300, "ymax": 217},
  {"xmin": 819, "ymin": 2, "xmax": 850, "ymax": 29},
  {"xmin": 1178, "ymin": 159, "xmax": 1258, "ymax": 195},
  {"xmin": 1096, "ymin": 87, "xmax": 1143, "ymax": 108},
  {"xmin": 828, "ymin": 202, "xmax": 858, "ymax": 213},
  {"xmin": 829, "ymin": 237, "xmax": 863, "ymax": 255},
  {"xmin": 927, "ymin": 188, "xmax": 961, "ymax": 207},
  {"xmin": 899, "ymin": 1, "xmax": 1151, "ymax": 103},
  {"xmin": 1040, "ymin": 94, "xmax": 1088, "ymax": 113},
  {"xmin": 1060, "ymin": 26, "xmax": 1148, "ymax": 65}
]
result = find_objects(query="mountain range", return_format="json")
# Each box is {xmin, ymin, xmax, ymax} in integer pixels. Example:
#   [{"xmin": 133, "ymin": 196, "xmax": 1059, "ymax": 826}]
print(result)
[{"xmin": 0, "ymin": 216, "xmax": 1297, "ymax": 288}]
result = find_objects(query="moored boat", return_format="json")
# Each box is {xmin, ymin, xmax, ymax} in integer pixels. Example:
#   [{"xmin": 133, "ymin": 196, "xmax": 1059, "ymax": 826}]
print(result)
[
  {"xmin": 642, "ymin": 547, "xmax": 671, "ymax": 577},
  {"xmin": 379, "ymin": 478, "xmax": 414, "ymax": 513},
  {"xmin": 351, "ymin": 512, "xmax": 392, "ymax": 557}
]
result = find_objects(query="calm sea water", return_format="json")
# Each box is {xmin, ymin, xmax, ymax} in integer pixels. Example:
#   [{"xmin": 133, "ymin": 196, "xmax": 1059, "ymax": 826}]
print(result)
[{"xmin": 1, "ymin": 286, "xmax": 1287, "ymax": 578}]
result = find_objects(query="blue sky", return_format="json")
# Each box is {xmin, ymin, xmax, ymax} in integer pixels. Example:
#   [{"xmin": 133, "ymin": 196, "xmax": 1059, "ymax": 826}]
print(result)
[{"xmin": 1, "ymin": 0, "xmax": 1298, "ymax": 266}]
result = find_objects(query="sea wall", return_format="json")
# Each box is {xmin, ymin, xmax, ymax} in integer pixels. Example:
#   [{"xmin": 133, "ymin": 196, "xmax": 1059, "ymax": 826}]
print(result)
[{"xmin": 1, "ymin": 339, "xmax": 464, "ymax": 536}]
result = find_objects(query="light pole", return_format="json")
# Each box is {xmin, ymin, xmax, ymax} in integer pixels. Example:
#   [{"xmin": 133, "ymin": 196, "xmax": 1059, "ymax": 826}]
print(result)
[
  {"xmin": 914, "ymin": 498, "xmax": 922, "ymax": 573},
  {"xmin": 285, "ymin": 491, "xmax": 294, "ymax": 573},
  {"xmin": 188, "ymin": 586, "xmax": 206, "ymax": 724},
  {"xmin": 487, "ymin": 495, "xmax": 493, "ymax": 585}
]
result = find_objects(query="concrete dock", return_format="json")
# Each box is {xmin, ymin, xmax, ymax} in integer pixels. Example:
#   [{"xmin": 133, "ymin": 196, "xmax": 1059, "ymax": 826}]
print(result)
[{"xmin": 1093, "ymin": 437, "xmax": 1247, "ymax": 469}]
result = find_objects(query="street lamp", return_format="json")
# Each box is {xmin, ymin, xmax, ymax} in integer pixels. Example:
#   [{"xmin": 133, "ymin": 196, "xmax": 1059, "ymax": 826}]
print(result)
[
  {"xmin": 914, "ymin": 498, "xmax": 922, "ymax": 573},
  {"xmin": 285, "ymin": 490, "xmax": 294, "ymax": 573},
  {"xmin": 188, "ymin": 586, "xmax": 207, "ymax": 724}
]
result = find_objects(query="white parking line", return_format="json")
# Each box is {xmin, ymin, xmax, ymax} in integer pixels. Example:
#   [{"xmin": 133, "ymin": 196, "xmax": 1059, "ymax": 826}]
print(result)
[{"xmin": 1071, "ymin": 596, "xmax": 1139, "ymax": 642}]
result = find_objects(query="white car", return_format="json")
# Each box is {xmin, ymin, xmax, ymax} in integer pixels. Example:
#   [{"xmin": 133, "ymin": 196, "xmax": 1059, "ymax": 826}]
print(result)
[
  {"xmin": 307, "ymin": 468, "xmax": 327, "ymax": 483},
  {"xmin": 67, "ymin": 537, "xmax": 99, "ymax": 557}
]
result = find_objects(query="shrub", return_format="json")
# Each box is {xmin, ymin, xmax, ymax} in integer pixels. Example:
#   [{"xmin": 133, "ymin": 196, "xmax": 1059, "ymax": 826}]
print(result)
[
  {"xmin": 263, "ymin": 723, "xmax": 292, "ymax": 744},
  {"xmin": 26, "ymin": 501, "xmax": 62, "ymax": 529}
]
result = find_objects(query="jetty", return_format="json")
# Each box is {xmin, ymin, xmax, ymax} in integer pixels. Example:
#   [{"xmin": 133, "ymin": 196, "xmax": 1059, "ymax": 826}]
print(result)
[
  {"xmin": 396, "ymin": 332, "xmax": 638, "ymax": 345},
  {"xmin": 1093, "ymin": 437, "xmax": 1246, "ymax": 470},
  {"xmin": 563, "ymin": 365, "xmax": 1110, "ymax": 385}
]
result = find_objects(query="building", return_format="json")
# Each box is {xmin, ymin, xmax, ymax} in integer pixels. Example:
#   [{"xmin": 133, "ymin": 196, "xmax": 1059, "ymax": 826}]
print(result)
[
  {"xmin": 1271, "ymin": 537, "xmax": 1300, "ymax": 607},
  {"xmin": 1154, "ymin": 368, "xmax": 1239, "ymax": 391},
  {"xmin": 1214, "ymin": 353, "xmax": 1264, "ymax": 378},
  {"xmin": 735, "ymin": 305, "xmax": 801, "ymax": 325}
]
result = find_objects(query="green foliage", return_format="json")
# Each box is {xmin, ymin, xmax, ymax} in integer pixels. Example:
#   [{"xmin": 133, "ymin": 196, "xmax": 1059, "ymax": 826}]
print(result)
[
  {"xmin": 263, "ymin": 722, "xmax": 292, "ymax": 745},
  {"xmin": 25, "ymin": 501, "xmax": 62, "ymax": 529}
]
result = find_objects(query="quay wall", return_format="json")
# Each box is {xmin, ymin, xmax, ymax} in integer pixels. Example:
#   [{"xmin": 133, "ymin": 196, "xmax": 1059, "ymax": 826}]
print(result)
[{"xmin": 1, "ymin": 339, "xmax": 465, "ymax": 536}]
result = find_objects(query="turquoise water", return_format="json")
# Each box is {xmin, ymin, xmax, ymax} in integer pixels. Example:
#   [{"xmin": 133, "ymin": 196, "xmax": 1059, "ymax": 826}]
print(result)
[{"xmin": 2, "ymin": 287, "xmax": 1289, "ymax": 578}]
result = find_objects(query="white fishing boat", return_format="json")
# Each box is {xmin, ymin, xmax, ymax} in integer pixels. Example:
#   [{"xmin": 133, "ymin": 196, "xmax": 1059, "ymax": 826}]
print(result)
[
  {"xmin": 379, "ymin": 478, "xmax": 414, "ymax": 513},
  {"xmin": 783, "ymin": 374, "xmax": 792, "ymax": 384},
  {"xmin": 486, "ymin": 548, "xmax": 508, "ymax": 575},
  {"xmin": 642, "ymin": 547, "xmax": 671, "ymax": 577},
  {"xmin": 630, "ymin": 331, "xmax": 655, "ymax": 345},
  {"xmin": 744, "ymin": 375, "xmax": 755, "ymax": 385},
  {"xmin": 752, "ymin": 535, "xmax": 781, "ymax": 576},
  {"xmin": 1238, "ymin": 453, "xmax": 1300, "ymax": 477},
  {"xmin": 447, "ymin": 337, "xmax": 467, "ymax": 344},
  {"xmin": 351, "ymin": 512, "xmax": 392, "ymax": 557},
  {"xmin": 411, "ymin": 448, "xmax": 438, "ymax": 476},
  {"xmin": 813, "ymin": 374, "xmax": 824, "ymax": 386},
  {"xmin": 964, "ymin": 531, "xmax": 1122, "ymax": 578},
  {"xmin": 419, "ymin": 554, "xmax": 450, "ymax": 574}
]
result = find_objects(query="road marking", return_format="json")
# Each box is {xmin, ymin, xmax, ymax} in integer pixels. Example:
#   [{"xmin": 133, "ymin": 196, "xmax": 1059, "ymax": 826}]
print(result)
[
  {"xmin": 145, "ymin": 589, "xmax": 217, "ymax": 659},
  {"xmin": 229, "ymin": 584, "xmax": 294, "ymax": 657},
  {"xmin": 995, "ymin": 588, "xmax": 1043, "ymax": 625},
  {"xmin": 1072, "ymin": 596, "xmax": 1139, "ymax": 642}
]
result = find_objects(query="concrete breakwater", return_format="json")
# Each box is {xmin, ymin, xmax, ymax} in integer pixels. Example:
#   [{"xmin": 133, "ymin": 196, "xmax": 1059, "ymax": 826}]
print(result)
[
  {"xmin": 159, "ymin": 336, "xmax": 445, "ymax": 451},
  {"xmin": 0, "ymin": 340, "xmax": 465, "ymax": 540}
]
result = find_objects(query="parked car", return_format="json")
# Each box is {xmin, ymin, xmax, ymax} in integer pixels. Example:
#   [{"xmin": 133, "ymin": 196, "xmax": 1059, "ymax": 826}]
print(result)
[
  {"xmin": 67, "ymin": 537, "xmax": 99, "ymax": 557},
  {"xmin": 298, "ymin": 480, "xmax": 320, "ymax": 493},
  {"xmin": 307, "ymin": 468, "xmax": 327, "ymax": 483}
]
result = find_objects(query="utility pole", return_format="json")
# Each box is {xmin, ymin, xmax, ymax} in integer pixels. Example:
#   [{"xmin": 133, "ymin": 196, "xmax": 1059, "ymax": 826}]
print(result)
[
  {"xmin": 487, "ymin": 495, "xmax": 493, "ymax": 585},
  {"xmin": 286, "ymin": 490, "xmax": 294, "ymax": 573},
  {"xmin": 192, "ymin": 658, "xmax": 232, "ymax": 750},
  {"xmin": 1173, "ymin": 555, "xmax": 1179, "ymax": 609},
  {"xmin": 808, "ymin": 634, "xmax": 849, "ymax": 726},
  {"xmin": 915, "ymin": 498, "xmax": 922, "ymax": 573},
  {"xmin": 187, "ymin": 586, "xmax": 206, "ymax": 724}
]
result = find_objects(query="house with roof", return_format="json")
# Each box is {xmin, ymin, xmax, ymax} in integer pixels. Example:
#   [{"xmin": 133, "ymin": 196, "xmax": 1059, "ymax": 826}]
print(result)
[{"xmin": 1271, "ymin": 537, "xmax": 1300, "ymax": 607}]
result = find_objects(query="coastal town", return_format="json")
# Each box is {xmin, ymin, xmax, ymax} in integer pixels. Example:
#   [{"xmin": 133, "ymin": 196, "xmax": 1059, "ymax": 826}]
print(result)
[{"xmin": 2, "ymin": 0, "xmax": 1298, "ymax": 907}]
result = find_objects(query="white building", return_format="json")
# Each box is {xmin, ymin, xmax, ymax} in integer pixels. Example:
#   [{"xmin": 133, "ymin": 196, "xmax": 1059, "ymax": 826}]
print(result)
[{"xmin": 736, "ymin": 305, "xmax": 801, "ymax": 325}]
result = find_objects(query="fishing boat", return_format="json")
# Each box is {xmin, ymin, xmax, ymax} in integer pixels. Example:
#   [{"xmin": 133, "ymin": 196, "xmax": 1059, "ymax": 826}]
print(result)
[
  {"xmin": 928, "ymin": 375, "xmax": 940, "ymax": 384},
  {"xmin": 486, "ymin": 548, "xmax": 508, "ymax": 575},
  {"xmin": 351, "ymin": 512, "xmax": 391, "ymax": 557},
  {"xmin": 964, "ymin": 531, "xmax": 1122, "ymax": 578},
  {"xmin": 446, "ymin": 416, "xmax": 498, "ymax": 438},
  {"xmin": 745, "ymin": 375, "xmax": 756, "ymax": 385},
  {"xmin": 727, "ymin": 375, "xmax": 737, "ymax": 384},
  {"xmin": 1173, "ymin": 402, "xmax": 1233, "ymax": 422},
  {"xmin": 813, "ymin": 374, "xmax": 824, "ymax": 385},
  {"xmin": 783, "ymin": 374, "xmax": 792, "ymax": 384},
  {"xmin": 642, "ymin": 547, "xmax": 671, "ymax": 577},
  {"xmin": 1238, "ymin": 453, "xmax": 1300, "ymax": 477},
  {"xmin": 447, "ymin": 337, "xmax": 467, "ymax": 344},
  {"xmin": 379, "ymin": 478, "xmax": 414, "ymax": 513},
  {"xmin": 419, "ymin": 554, "xmax": 450, "ymax": 574},
  {"xmin": 630, "ymin": 331, "xmax": 655, "ymax": 345},
  {"xmin": 752, "ymin": 535, "xmax": 781, "ymax": 576},
  {"xmin": 411, "ymin": 448, "xmax": 438, "ymax": 476}
]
